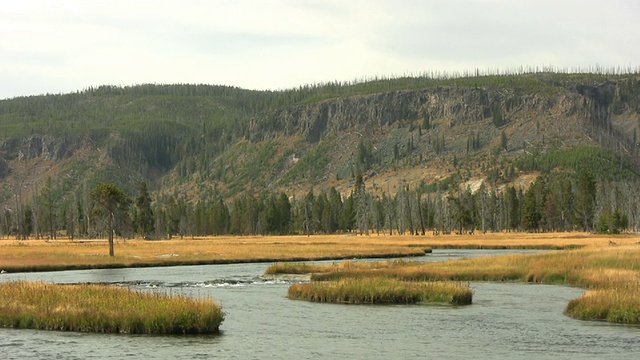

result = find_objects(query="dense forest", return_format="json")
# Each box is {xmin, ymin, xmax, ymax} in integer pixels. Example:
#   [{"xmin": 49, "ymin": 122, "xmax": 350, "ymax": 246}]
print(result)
[
  {"xmin": 1, "ymin": 69, "xmax": 640, "ymax": 239},
  {"xmin": 4, "ymin": 167, "xmax": 636, "ymax": 241}
]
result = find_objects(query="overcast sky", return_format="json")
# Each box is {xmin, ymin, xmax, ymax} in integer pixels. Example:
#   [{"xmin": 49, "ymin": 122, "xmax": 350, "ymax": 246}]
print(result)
[{"xmin": 1, "ymin": 0, "xmax": 639, "ymax": 99}]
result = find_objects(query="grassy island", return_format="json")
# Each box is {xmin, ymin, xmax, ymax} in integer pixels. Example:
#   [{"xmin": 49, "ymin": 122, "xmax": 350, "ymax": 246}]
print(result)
[
  {"xmin": 268, "ymin": 244, "xmax": 640, "ymax": 324},
  {"xmin": 288, "ymin": 278, "xmax": 472, "ymax": 305},
  {"xmin": 0, "ymin": 282, "xmax": 224, "ymax": 334}
]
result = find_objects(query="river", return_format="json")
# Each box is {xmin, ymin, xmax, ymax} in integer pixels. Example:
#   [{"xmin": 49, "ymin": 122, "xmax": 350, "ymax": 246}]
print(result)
[{"xmin": 1, "ymin": 249, "xmax": 639, "ymax": 359}]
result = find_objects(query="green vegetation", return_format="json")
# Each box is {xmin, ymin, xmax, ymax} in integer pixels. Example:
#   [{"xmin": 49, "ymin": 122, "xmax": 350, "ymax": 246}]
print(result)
[
  {"xmin": 2, "ymin": 71, "xmax": 640, "ymax": 240},
  {"xmin": 288, "ymin": 278, "xmax": 472, "ymax": 305},
  {"xmin": 90, "ymin": 183, "xmax": 132, "ymax": 256},
  {"xmin": 515, "ymin": 146, "xmax": 639, "ymax": 181},
  {"xmin": 0, "ymin": 281, "xmax": 224, "ymax": 334}
]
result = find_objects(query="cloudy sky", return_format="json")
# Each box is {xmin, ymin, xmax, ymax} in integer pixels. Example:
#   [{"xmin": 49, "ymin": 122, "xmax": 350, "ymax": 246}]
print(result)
[{"xmin": 1, "ymin": 0, "xmax": 639, "ymax": 99}]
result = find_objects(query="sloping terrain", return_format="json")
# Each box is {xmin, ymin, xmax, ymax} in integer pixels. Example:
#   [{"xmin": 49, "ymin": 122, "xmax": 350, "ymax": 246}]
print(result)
[{"xmin": 0, "ymin": 73, "xmax": 639, "ymax": 211}]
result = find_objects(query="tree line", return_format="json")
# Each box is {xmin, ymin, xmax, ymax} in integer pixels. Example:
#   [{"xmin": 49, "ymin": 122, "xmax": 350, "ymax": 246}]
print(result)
[{"xmin": 3, "ymin": 170, "xmax": 639, "ymax": 245}]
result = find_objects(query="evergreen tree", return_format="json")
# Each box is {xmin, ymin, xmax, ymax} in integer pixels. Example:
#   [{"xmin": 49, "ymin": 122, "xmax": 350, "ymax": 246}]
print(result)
[
  {"xmin": 90, "ymin": 183, "xmax": 131, "ymax": 256},
  {"xmin": 44, "ymin": 177, "xmax": 56, "ymax": 240},
  {"xmin": 506, "ymin": 186, "xmax": 520, "ymax": 232},
  {"xmin": 328, "ymin": 187, "xmax": 343, "ymax": 232},
  {"xmin": 542, "ymin": 193, "xmax": 560, "ymax": 232},
  {"xmin": 134, "ymin": 181, "xmax": 155, "ymax": 238},
  {"xmin": 212, "ymin": 199, "xmax": 230, "ymax": 235},
  {"xmin": 560, "ymin": 179, "xmax": 575, "ymax": 231},
  {"xmin": 302, "ymin": 189, "xmax": 316, "ymax": 236},
  {"xmin": 575, "ymin": 171, "xmax": 597, "ymax": 231},
  {"xmin": 275, "ymin": 192, "xmax": 292, "ymax": 234},
  {"xmin": 342, "ymin": 194, "xmax": 356, "ymax": 232},
  {"xmin": 522, "ymin": 186, "xmax": 541, "ymax": 232}
]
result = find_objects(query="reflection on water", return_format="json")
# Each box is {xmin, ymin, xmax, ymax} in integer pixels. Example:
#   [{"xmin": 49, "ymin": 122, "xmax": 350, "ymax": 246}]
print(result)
[{"xmin": 1, "ymin": 249, "xmax": 639, "ymax": 359}]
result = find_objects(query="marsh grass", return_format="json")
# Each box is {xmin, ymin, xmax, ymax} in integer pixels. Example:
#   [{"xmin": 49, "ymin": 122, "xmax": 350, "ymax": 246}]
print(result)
[
  {"xmin": 0, "ymin": 282, "xmax": 224, "ymax": 334},
  {"xmin": 271, "ymin": 245, "xmax": 640, "ymax": 323},
  {"xmin": 565, "ymin": 288, "xmax": 640, "ymax": 324},
  {"xmin": 265, "ymin": 259, "xmax": 418, "ymax": 276},
  {"xmin": 288, "ymin": 278, "xmax": 472, "ymax": 305},
  {"xmin": 1, "ymin": 233, "xmax": 631, "ymax": 273},
  {"xmin": 0, "ymin": 236, "xmax": 429, "ymax": 272}
]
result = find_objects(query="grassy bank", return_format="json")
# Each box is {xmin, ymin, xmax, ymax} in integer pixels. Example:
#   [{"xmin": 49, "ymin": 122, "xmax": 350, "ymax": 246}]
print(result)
[
  {"xmin": 0, "ymin": 236, "xmax": 430, "ymax": 273},
  {"xmin": 0, "ymin": 233, "xmax": 629, "ymax": 273},
  {"xmin": 288, "ymin": 278, "xmax": 472, "ymax": 305},
  {"xmin": 565, "ymin": 288, "xmax": 640, "ymax": 324},
  {"xmin": 0, "ymin": 282, "xmax": 224, "ymax": 334},
  {"xmin": 268, "ymin": 245, "xmax": 640, "ymax": 323}
]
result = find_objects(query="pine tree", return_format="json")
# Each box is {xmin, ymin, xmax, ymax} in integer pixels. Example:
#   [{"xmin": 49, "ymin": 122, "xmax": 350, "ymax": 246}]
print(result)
[
  {"xmin": 575, "ymin": 171, "xmax": 597, "ymax": 231},
  {"xmin": 90, "ymin": 183, "xmax": 131, "ymax": 256},
  {"xmin": 134, "ymin": 181, "xmax": 155, "ymax": 239},
  {"xmin": 212, "ymin": 199, "xmax": 230, "ymax": 235},
  {"xmin": 522, "ymin": 186, "xmax": 540, "ymax": 232}
]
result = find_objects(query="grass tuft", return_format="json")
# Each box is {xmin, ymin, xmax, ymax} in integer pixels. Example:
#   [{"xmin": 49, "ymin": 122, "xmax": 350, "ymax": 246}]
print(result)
[
  {"xmin": 565, "ymin": 288, "xmax": 640, "ymax": 324},
  {"xmin": 0, "ymin": 282, "xmax": 224, "ymax": 334},
  {"xmin": 288, "ymin": 278, "xmax": 472, "ymax": 305}
]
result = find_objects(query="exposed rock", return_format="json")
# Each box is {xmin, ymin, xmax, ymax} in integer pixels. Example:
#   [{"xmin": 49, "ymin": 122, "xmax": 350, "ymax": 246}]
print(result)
[
  {"xmin": 0, "ymin": 135, "xmax": 72, "ymax": 162},
  {"xmin": 250, "ymin": 87, "xmax": 585, "ymax": 144}
]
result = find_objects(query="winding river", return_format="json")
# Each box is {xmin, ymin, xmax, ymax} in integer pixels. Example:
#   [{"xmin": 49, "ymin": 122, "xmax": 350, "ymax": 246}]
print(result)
[{"xmin": 1, "ymin": 249, "xmax": 639, "ymax": 359}]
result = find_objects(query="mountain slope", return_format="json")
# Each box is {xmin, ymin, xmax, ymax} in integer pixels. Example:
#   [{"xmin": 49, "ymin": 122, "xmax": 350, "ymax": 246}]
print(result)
[{"xmin": 0, "ymin": 73, "xmax": 639, "ymax": 212}]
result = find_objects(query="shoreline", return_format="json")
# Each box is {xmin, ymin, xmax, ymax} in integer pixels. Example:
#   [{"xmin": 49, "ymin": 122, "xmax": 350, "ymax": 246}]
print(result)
[{"xmin": 1, "ymin": 233, "xmax": 636, "ymax": 274}]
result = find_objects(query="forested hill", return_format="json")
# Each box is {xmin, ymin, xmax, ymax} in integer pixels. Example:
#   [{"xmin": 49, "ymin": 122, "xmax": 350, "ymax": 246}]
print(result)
[{"xmin": 1, "ymin": 71, "xmax": 640, "ymax": 238}]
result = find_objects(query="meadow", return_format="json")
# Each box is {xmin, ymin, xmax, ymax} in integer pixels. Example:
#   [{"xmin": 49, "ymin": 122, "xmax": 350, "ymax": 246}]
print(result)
[
  {"xmin": 1, "ymin": 232, "xmax": 633, "ymax": 273},
  {"xmin": 0, "ymin": 281, "xmax": 224, "ymax": 334}
]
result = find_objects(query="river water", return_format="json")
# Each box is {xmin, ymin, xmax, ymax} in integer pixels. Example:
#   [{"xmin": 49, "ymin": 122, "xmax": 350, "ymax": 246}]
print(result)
[{"xmin": 1, "ymin": 249, "xmax": 639, "ymax": 359}]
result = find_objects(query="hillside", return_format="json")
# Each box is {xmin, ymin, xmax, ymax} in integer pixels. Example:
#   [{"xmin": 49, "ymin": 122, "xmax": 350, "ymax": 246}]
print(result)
[{"xmin": 1, "ymin": 71, "xmax": 640, "ymax": 238}]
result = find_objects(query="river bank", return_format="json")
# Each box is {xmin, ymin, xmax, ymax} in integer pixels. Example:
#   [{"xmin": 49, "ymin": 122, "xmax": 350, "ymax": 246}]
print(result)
[
  {"xmin": 2, "ymin": 250, "xmax": 638, "ymax": 359},
  {"xmin": 267, "ymin": 244, "xmax": 640, "ymax": 324},
  {"xmin": 2, "ymin": 232, "xmax": 635, "ymax": 273}
]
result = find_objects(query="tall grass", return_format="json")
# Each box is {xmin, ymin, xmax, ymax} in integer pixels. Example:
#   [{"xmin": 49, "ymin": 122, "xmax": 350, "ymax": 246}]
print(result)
[
  {"xmin": 301, "ymin": 247, "xmax": 640, "ymax": 286},
  {"xmin": 271, "ymin": 245, "xmax": 640, "ymax": 323},
  {"xmin": 0, "ymin": 236, "xmax": 430, "ymax": 273},
  {"xmin": 0, "ymin": 282, "xmax": 224, "ymax": 334},
  {"xmin": 565, "ymin": 288, "xmax": 640, "ymax": 324},
  {"xmin": 265, "ymin": 259, "xmax": 418, "ymax": 276},
  {"xmin": 1, "ymin": 233, "xmax": 632, "ymax": 273},
  {"xmin": 288, "ymin": 278, "xmax": 472, "ymax": 305}
]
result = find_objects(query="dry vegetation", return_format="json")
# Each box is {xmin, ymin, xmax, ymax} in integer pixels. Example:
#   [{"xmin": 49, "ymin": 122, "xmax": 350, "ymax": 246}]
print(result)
[
  {"xmin": 0, "ymin": 235, "xmax": 426, "ymax": 272},
  {"xmin": 267, "ymin": 243, "xmax": 640, "ymax": 323},
  {"xmin": 288, "ymin": 278, "xmax": 473, "ymax": 305},
  {"xmin": 0, "ymin": 281, "xmax": 224, "ymax": 334},
  {"xmin": 0, "ymin": 232, "xmax": 635, "ymax": 273}
]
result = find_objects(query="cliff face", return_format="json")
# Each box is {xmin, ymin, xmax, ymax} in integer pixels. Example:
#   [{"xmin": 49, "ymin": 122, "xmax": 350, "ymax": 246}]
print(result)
[
  {"xmin": 0, "ymin": 135, "xmax": 72, "ymax": 162},
  {"xmin": 251, "ymin": 86, "xmax": 585, "ymax": 144},
  {"xmin": 250, "ymin": 79, "xmax": 639, "ymax": 157}
]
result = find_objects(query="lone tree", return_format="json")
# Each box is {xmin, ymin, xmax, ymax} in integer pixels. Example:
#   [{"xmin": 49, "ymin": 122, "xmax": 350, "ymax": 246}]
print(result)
[{"xmin": 90, "ymin": 183, "xmax": 131, "ymax": 256}]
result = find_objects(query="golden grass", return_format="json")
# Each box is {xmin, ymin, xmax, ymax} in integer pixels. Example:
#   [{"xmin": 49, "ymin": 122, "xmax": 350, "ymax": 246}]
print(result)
[
  {"xmin": 565, "ymin": 288, "xmax": 640, "ymax": 324},
  {"xmin": 267, "ymin": 244, "xmax": 640, "ymax": 323},
  {"xmin": 288, "ymin": 278, "xmax": 473, "ymax": 305},
  {"xmin": 301, "ymin": 246, "xmax": 640, "ymax": 285},
  {"xmin": 0, "ymin": 232, "xmax": 630, "ymax": 273},
  {"xmin": 0, "ymin": 281, "xmax": 224, "ymax": 334},
  {"xmin": 0, "ymin": 236, "xmax": 429, "ymax": 272}
]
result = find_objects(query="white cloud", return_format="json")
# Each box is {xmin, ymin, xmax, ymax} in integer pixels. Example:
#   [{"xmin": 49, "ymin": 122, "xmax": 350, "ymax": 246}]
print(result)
[{"xmin": 1, "ymin": 0, "xmax": 639, "ymax": 99}]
